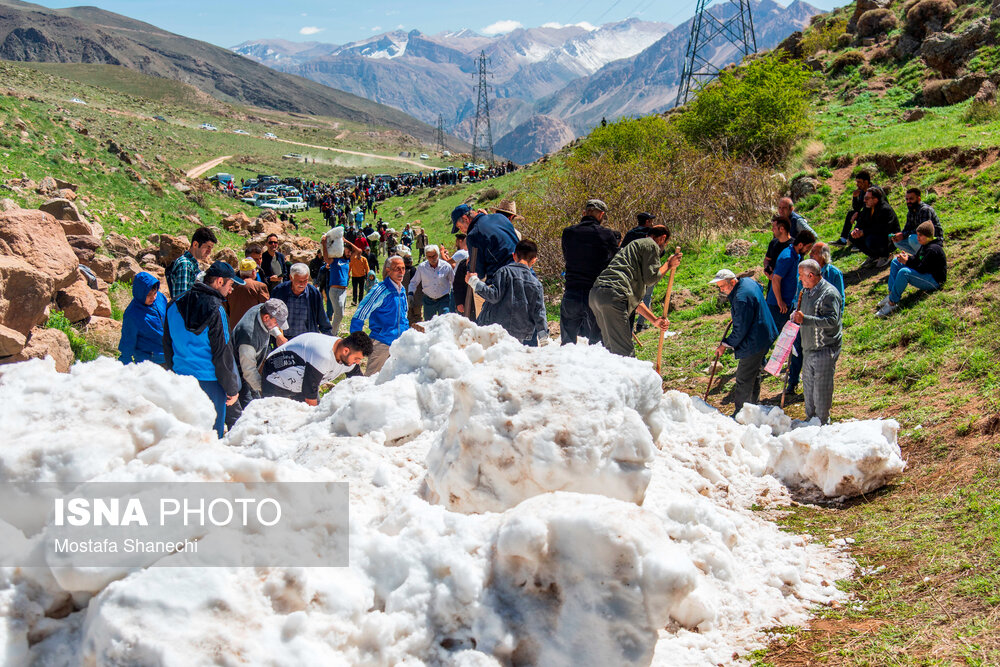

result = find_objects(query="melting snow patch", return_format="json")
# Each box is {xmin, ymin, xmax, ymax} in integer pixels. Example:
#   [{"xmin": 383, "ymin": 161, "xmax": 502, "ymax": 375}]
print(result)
[{"xmin": 0, "ymin": 316, "xmax": 904, "ymax": 665}]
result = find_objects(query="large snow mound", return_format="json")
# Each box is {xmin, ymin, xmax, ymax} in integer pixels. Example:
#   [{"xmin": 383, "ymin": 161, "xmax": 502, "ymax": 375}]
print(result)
[{"xmin": 0, "ymin": 315, "xmax": 905, "ymax": 665}]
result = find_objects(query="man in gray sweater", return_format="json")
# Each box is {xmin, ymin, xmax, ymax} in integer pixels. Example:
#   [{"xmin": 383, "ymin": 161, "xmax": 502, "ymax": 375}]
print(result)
[
  {"xmin": 791, "ymin": 259, "xmax": 843, "ymax": 424},
  {"xmin": 226, "ymin": 299, "xmax": 289, "ymax": 427}
]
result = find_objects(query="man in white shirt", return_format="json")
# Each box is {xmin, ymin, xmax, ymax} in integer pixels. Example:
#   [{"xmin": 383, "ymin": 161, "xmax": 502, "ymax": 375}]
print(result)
[
  {"xmin": 408, "ymin": 245, "xmax": 455, "ymax": 319},
  {"xmin": 261, "ymin": 331, "xmax": 372, "ymax": 405}
]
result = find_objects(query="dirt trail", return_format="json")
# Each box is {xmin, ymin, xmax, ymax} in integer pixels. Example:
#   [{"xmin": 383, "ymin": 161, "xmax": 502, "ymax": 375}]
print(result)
[
  {"xmin": 274, "ymin": 138, "xmax": 427, "ymax": 169},
  {"xmin": 186, "ymin": 155, "xmax": 233, "ymax": 178}
]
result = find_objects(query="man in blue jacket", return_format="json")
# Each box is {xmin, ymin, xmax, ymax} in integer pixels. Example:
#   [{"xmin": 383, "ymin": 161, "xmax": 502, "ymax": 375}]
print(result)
[
  {"xmin": 351, "ymin": 255, "xmax": 409, "ymax": 376},
  {"xmin": 710, "ymin": 269, "xmax": 779, "ymax": 417},
  {"xmin": 450, "ymin": 204, "xmax": 519, "ymax": 281},
  {"xmin": 118, "ymin": 271, "xmax": 167, "ymax": 365},
  {"xmin": 164, "ymin": 261, "xmax": 244, "ymax": 437}
]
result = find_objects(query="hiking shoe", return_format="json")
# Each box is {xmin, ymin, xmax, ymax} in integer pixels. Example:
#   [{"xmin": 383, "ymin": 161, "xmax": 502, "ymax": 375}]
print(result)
[
  {"xmin": 859, "ymin": 256, "xmax": 878, "ymax": 270},
  {"xmin": 877, "ymin": 295, "xmax": 891, "ymax": 309},
  {"xmin": 831, "ymin": 237, "xmax": 848, "ymax": 247},
  {"xmin": 875, "ymin": 302, "xmax": 899, "ymax": 319},
  {"xmin": 876, "ymin": 256, "xmax": 893, "ymax": 269}
]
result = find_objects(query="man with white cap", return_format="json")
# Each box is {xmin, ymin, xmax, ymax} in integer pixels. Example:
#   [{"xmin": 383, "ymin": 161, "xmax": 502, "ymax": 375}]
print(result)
[
  {"xmin": 409, "ymin": 244, "xmax": 455, "ymax": 319},
  {"xmin": 226, "ymin": 299, "xmax": 290, "ymax": 427},
  {"xmin": 709, "ymin": 269, "xmax": 778, "ymax": 417}
]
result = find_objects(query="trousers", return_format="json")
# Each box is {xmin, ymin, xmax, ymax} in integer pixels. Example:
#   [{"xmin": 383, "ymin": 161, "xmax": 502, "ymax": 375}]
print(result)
[
  {"xmin": 199, "ymin": 379, "xmax": 227, "ymax": 438},
  {"xmin": 732, "ymin": 347, "xmax": 769, "ymax": 417},
  {"xmin": 560, "ymin": 288, "xmax": 601, "ymax": 345},
  {"xmin": 588, "ymin": 286, "xmax": 633, "ymax": 357},
  {"xmin": 803, "ymin": 346, "xmax": 840, "ymax": 424}
]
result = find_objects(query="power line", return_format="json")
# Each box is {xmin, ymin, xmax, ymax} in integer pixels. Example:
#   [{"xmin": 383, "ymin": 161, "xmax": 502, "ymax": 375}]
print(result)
[
  {"xmin": 471, "ymin": 51, "xmax": 495, "ymax": 165},
  {"xmin": 675, "ymin": 0, "xmax": 756, "ymax": 107},
  {"xmin": 436, "ymin": 114, "xmax": 448, "ymax": 153}
]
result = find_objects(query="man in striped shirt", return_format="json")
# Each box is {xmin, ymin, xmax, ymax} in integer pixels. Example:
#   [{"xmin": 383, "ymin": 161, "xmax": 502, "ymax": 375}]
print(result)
[{"xmin": 350, "ymin": 256, "xmax": 409, "ymax": 376}]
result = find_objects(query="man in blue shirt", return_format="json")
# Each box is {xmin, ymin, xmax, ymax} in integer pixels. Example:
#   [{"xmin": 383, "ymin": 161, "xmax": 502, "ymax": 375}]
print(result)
[
  {"xmin": 163, "ymin": 262, "xmax": 243, "ymax": 437},
  {"xmin": 351, "ymin": 256, "xmax": 409, "ymax": 376},
  {"xmin": 765, "ymin": 218, "xmax": 799, "ymax": 332}
]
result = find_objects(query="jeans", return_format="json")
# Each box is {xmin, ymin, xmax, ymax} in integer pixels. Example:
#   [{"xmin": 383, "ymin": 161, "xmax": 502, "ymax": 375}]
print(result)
[
  {"xmin": 422, "ymin": 294, "xmax": 451, "ymax": 319},
  {"xmin": 852, "ymin": 231, "xmax": 892, "ymax": 259},
  {"xmin": 352, "ymin": 276, "xmax": 366, "ymax": 304},
  {"xmin": 893, "ymin": 233, "xmax": 921, "ymax": 255},
  {"xmin": 768, "ymin": 302, "xmax": 790, "ymax": 334},
  {"xmin": 560, "ymin": 288, "xmax": 601, "ymax": 345},
  {"xmin": 198, "ymin": 379, "xmax": 228, "ymax": 438},
  {"xmin": 224, "ymin": 382, "xmax": 260, "ymax": 429},
  {"xmin": 888, "ymin": 259, "xmax": 939, "ymax": 303},
  {"xmin": 327, "ymin": 285, "xmax": 347, "ymax": 334}
]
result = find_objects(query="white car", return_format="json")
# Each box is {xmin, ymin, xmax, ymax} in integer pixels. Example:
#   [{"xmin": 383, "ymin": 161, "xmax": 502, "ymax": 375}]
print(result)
[
  {"xmin": 232, "ymin": 129, "xmax": 250, "ymax": 135},
  {"xmin": 259, "ymin": 198, "xmax": 294, "ymax": 213},
  {"xmin": 264, "ymin": 132, "xmax": 277, "ymax": 139},
  {"xmin": 69, "ymin": 98, "xmax": 87, "ymax": 105},
  {"xmin": 284, "ymin": 196, "xmax": 308, "ymax": 212},
  {"xmin": 199, "ymin": 123, "xmax": 217, "ymax": 131},
  {"xmin": 419, "ymin": 153, "xmax": 429, "ymax": 160}
]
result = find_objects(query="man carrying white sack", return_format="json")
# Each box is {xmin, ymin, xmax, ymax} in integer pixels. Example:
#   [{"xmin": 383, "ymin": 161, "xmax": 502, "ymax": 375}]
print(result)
[
  {"xmin": 261, "ymin": 331, "xmax": 373, "ymax": 405},
  {"xmin": 791, "ymin": 259, "xmax": 843, "ymax": 424}
]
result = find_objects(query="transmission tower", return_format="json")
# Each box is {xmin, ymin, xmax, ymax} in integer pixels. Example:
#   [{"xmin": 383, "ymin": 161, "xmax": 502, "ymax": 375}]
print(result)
[
  {"xmin": 436, "ymin": 114, "xmax": 448, "ymax": 153},
  {"xmin": 675, "ymin": 0, "xmax": 757, "ymax": 107},
  {"xmin": 471, "ymin": 51, "xmax": 495, "ymax": 165}
]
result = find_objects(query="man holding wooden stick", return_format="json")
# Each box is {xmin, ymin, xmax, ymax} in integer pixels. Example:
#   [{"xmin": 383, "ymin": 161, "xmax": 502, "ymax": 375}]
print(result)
[{"xmin": 589, "ymin": 226, "xmax": 681, "ymax": 357}]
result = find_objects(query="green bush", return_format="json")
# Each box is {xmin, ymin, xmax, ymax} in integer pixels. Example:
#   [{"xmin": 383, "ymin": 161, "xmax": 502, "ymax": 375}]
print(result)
[
  {"xmin": 830, "ymin": 50, "xmax": 865, "ymax": 75},
  {"xmin": 45, "ymin": 311, "xmax": 102, "ymax": 362},
  {"xmin": 801, "ymin": 16, "xmax": 849, "ymax": 55},
  {"xmin": 963, "ymin": 100, "xmax": 1000, "ymax": 124},
  {"xmin": 673, "ymin": 54, "xmax": 813, "ymax": 164},
  {"xmin": 574, "ymin": 115, "xmax": 684, "ymax": 164}
]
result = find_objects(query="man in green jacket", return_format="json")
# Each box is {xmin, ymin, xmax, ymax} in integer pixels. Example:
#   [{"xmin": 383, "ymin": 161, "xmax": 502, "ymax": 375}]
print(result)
[{"xmin": 588, "ymin": 226, "xmax": 681, "ymax": 356}]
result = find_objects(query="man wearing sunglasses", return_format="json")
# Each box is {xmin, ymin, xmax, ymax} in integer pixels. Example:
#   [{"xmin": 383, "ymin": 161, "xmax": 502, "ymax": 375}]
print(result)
[{"xmin": 259, "ymin": 233, "xmax": 289, "ymax": 290}]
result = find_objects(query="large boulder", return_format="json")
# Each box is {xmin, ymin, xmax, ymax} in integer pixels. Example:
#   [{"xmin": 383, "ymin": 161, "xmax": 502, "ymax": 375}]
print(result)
[
  {"xmin": 115, "ymin": 256, "xmax": 142, "ymax": 283},
  {"xmin": 157, "ymin": 234, "xmax": 189, "ymax": 266},
  {"xmin": 35, "ymin": 176, "xmax": 59, "ymax": 197},
  {"xmin": 976, "ymin": 80, "xmax": 998, "ymax": 104},
  {"xmin": 92, "ymin": 289, "xmax": 113, "ymax": 318},
  {"xmin": 924, "ymin": 74, "xmax": 990, "ymax": 106},
  {"xmin": 86, "ymin": 256, "xmax": 118, "ymax": 284},
  {"xmin": 0, "ymin": 255, "xmax": 53, "ymax": 337},
  {"xmin": 84, "ymin": 316, "xmax": 121, "ymax": 350},
  {"xmin": 0, "ymin": 207, "xmax": 79, "ymax": 289},
  {"xmin": 65, "ymin": 234, "xmax": 101, "ymax": 263},
  {"xmin": 221, "ymin": 212, "xmax": 252, "ymax": 233},
  {"xmin": 56, "ymin": 277, "xmax": 98, "ymax": 323},
  {"xmin": 212, "ymin": 247, "xmax": 239, "ymax": 268},
  {"xmin": 904, "ymin": 0, "xmax": 956, "ymax": 39},
  {"xmin": 103, "ymin": 233, "xmax": 142, "ymax": 259},
  {"xmin": 4, "ymin": 327, "xmax": 74, "ymax": 372},
  {"xmin": 0, "ymin": 324, "xmax": 27, "ymax": 357},
  {"xmin": 790, "ymin": 176, "xmax": 820, "ymax": 202},
  {"xmin": 38, "ymin": 198, "xmax": 95, "ymax": 236},
  {"xmin": 920, "ymin": 19, "xmax": 991, "ymax": 77}
]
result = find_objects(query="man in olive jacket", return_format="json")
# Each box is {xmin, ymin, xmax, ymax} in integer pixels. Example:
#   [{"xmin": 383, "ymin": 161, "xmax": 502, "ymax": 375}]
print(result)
[
  {"xmin": 791, "ymin": 259, "xmax": 843, "ymax": 424},
  {"xmin": 588, "ymin": 226, "xmax": 681, "ymax": 356}
]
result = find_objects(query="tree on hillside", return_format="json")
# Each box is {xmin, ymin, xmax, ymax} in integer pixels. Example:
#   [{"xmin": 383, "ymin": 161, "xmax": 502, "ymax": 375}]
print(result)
[{"xmin": 674, "ymin": 54, "xmax": 814, "ymax": 165}]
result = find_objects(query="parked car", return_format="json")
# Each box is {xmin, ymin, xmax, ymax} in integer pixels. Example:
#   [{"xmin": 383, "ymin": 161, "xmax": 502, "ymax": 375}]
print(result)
[
  {"xmin": 199, "ymin": 123, "xmax": 218, "ymax": 131},
  {"xmin": 419, "ymin": 153, "xmax": 429, "ymax": 160},
  {"xmin": 207, "ymin": 173, "xmax": 234, "ymax": 185},
  {"xmin": 232, "ymin": 129, "xmax": 250, "ymax": 135},
  {"xmin": 263, "ymin": 132, "xmax": 277, "ymax": 139},
  {"xmin": 442, "ymin": 150, "xmax": 451, "ymax": 157},
  {"xmin": 153, "ymin": 115, "xmax": 167, "ymax": 122},
  {"xmin": 283, "ymin": 196, "xmax": 308, "ymax": 212},
  {"xmin": 259, "ymin": 198, "xmax": 294, "ymax": 213},
  {"xmin": 70, "ymin": 98, "xmax": 87, "ymax": 105}
]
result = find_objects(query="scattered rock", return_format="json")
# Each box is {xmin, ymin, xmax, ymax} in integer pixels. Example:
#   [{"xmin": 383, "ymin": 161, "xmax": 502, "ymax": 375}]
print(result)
[
  {"xmin": 790, "ymin": 176, "xmax": 820, "ymax": 202},
  {"xmin": 920, "ymin": 18, "xmax": 990, "ymax": 77},
  {"xmin": 140, "ymin": 262, "xmax": 166, "ymax": 285},
  {"xmin": 221, "ymin": 212, "xmax": 253, "ymax": 233},
  {"xmin": 172, "ymin": 182, "xmax": 192, "ymax": 193},
  {"xmin": 903, "ymin": 108, "xmax": 926, "ymax": 122},
  {"xmin": 157, "ymin": 234, "xmax": 189, "ymax": 266},
  {"xmin": 56, "ymin": 277, "xmax": 98, "ymax": 323},
  {"xmin": 65, "ymin": 234, "xmax": 101, "ymax": 262},
  {"xmin": 85, "ymin": 256, "xmax": 118, "ymax": 284},
  {"xmin": 35, "ymin": 175, "xmax": 59, "ymax": 196},
  {"xmin": 725, "ymin": 239, "xmax": 754, "ymax": 257},
  {"xmin": 84, "ymin": 316, "xmax": 121, "ymax": 348},
  {"xmin": 115, "ymin": 257, "xmax": 142, "ymax": 283},
  {"xmin": 102, "ymin": 233, "xmax": 142, "ymax": 259},
  {"xmin": 0, "ymin": 323, "xmax": 26, "ymax": 357},
  {"xmin": 54, "ymin": 178, "xmax": 77, "ymax": 192},
  {"xmin": 4, "ymin": 327, "xmax": 74, "ymax": 372},
  {"xmin": 0, "ymin": 255, "xmax": 53, "ymax": 337},
  {"xmin": 212, "ymin": 247, "xmax": 239, "ymax": 268},
  {"xmin": 923, "ymin": 74, "xmax": 989, "ymax": 106},
  {"xmin": 975, "ymin": 80, "xmax": 997, "ymax": 104},
  {"xmin": 777, "ymin": 31, "xmax": 804, "ymax": 58},
  {"xmin": 0, "ymin": 199, "xmax": 18, "ymax": 212},
  {"xmin": 57, "ymin": 188, "xmax": 76, "ymax": 201},
  {"xmin": 0, "ymin": 207, "xmax": 79, "ymax": 289},
  {"xmin": 92, "ymin": 290, "xmax": 113, "ymax": 318}
]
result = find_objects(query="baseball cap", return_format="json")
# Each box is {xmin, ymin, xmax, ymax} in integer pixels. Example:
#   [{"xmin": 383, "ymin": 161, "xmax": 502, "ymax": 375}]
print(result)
[
  {"xmin": 637, "ymin": 212, "xmax": 655, "ymax": 223},
  {"xmin": 450, "ymin": 204, "xmax": 471, "ymax": 233},
  {"xmin": 708, "ymin": 269, "xmax": 737, "ymax": 284},
  {"xmin": 585, "ymin": 199, "xmax": 609, "ymax": 213},
  {"xmin": 261, "ymin": 298, "xmax": 289, "ymax": 330},
  {"xmin": 238, "ymin": 257, "xmax": 257, "ymax": 273},
  {"xmin": 204, "ymin": 261, "xmax": 245, "ymax": 285}
]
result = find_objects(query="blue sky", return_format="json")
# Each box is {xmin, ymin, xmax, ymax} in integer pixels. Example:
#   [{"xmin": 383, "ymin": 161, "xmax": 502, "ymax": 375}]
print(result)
[{"xmin": 40, "ymin": 0, "xmax": 842, "ymax": 48}]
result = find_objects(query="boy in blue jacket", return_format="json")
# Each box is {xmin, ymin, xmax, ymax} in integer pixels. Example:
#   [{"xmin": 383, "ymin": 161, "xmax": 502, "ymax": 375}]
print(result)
[{"xmin": 119, "ymin": 271, "xmax": 167, "ymax": 365}]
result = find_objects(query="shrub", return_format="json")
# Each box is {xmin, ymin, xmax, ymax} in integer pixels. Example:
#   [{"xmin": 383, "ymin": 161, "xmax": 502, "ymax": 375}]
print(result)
[
  {"xmin": 859, "ymin": 64, "xmax": 876, "ymax": 79},
  {"xmin": 801, "ymin": 15, "xmax": 850, "ymax": 55},
  {"xmin": 905, "ymin": 0, "xmax": 957, "ymax": 37},
  {"xmin": 673, "ymin": 54, "xmax": 813, "ymax": 164},
  {"xmin": 476, "ymin": 186, "xmax": 500, "ymax": 203},
  {"xmin": 830, "ymin": 50, "xmax": 866, "ymax": 75},
  {"xmin": 857, "ymin": 9, "xmax": 899, "ymax": 37},
  {"xmin": 46, "ymin": 311, "xmax": 102, "ymax": 362},
  {"xmin": 963, "ymin": 100, "xmax": 1000, "ymax": 124},
  {"xmin": 869, "ymin": 46, "xmax": 892, "ymax": 63},
  {"xmin": 837, "ymin": 33, "xmax": 854, "ymax": 49}
]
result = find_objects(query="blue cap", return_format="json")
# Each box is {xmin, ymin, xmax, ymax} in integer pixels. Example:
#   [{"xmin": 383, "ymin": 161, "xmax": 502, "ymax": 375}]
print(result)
[
  {"xmin": 450, "ymin": 204, "xmax": 471, "ymax": 233},
  {"xmin": 204, "ymin": 261, "xmax": 245, "ymax": 285}
]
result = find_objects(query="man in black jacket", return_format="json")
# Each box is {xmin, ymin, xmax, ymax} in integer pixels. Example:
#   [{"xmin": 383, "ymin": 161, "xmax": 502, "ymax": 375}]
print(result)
[
  {"xmin": 560, "ymin": 199, "xmax": 621, "ymax": 345},
  {"xmin": 833, "ymin": 170, "xmax": 875, "ymax": 246},
  {"xmin": 260, "ymin": 233, "xmax": 289, "ymax": 290},
  {"xmin": 876, "ymin": 221, "xmax": 946, "ymax": 318},
  {"xmin": 851, "ymin": 186, "xmax": 900, "ymax": 270},
  {"xmin": 163, "ymin": 261, "xmax": 244, "ymax": 438},
  {"xmin": 893, "ymin": 187, "xmax": 942, "ymax": 255}
]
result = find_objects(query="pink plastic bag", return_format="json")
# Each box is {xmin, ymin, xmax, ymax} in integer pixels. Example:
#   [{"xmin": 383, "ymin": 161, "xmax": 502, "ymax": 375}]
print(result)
[{"xmin": 764, "ymin": 320, "xmax": 800, "ymax": 377}]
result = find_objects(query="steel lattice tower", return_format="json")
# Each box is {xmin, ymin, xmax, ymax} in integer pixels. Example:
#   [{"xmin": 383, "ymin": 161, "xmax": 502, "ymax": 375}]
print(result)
[
  {"xmin": 675, "ymin": 0, "xmax": 757, "ymax": 107},
  {"xmin": 471, "ymin": 51, "xmax": 495, "ymax": 165},
  {"xmin": 436, "ymin": 114, "xmax": 448, "ymax": 153}
]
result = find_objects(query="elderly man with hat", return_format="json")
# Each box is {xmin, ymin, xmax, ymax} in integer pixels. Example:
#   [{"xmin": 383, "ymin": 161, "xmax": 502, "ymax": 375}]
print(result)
[
  {"xmin": 493, "ymin": 199, "xmax": 520, "ymax": 223},
  {"xmin": 560, "ymin": 199, "xmax": 621, "ymax": 345},
  {"xmin": 409, "ymin": 244, "xmax": 455, "ymax": 319},
  {"xmin": 709, "ymin": 269, "xmax": 778, "ymax": 417},
  {"xmin": 225, "ymin": 257, "xmax": 270, "ymax": 333},
  {"xmin": 226, "ymin": 299, "xmax": 290, "ymax": 428},
  {"xmin": 163, "ymin": 261, "xmax": 245, "ymax": 437}
]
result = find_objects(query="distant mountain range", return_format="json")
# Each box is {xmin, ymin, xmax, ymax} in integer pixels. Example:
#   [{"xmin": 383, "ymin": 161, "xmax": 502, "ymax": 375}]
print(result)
[
  {"xmin": 0, "ymin": 0, "xmax": 446, "ymax": 144},
  {"xmin": 234, "ymin": 0, "xmax": 820, "ymax": 163}
]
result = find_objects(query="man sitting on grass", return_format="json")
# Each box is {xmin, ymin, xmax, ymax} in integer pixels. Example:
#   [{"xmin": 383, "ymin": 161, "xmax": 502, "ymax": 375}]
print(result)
[{"xmin": 876, "ymin": 221, "xmax": 947, "ymax": 319}]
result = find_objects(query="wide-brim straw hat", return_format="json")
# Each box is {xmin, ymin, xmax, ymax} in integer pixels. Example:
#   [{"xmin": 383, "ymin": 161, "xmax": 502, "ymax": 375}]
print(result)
[{"xmin": 493, "ymin": 199, "xmax": 517, "ymax": 217}]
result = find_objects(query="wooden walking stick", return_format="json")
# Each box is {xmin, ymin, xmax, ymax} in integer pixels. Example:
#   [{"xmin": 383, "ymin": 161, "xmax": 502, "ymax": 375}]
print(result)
[
  {"xmin": 464, "ymin": 247, "xmax": 478, "ymax": 319},
  {"xmin": 704, "ymin": 321, "xmax": 733, "ymax": 402},
  {"xmin": 655, "ymin": 247, "xmax": 681, "ymax": 375}
]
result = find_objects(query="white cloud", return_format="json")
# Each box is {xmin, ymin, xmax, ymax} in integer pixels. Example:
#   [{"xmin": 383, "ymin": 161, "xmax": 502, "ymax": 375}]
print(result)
[
  {"xmin": 540, "ymin": 21, "xmax": 598, "ymax": 31},
  {"xmin": 299, "ymin": 26, "xmax": 324, "ymax": 35},
  {"xmin": 371, "ymin": 26, "xmax": 382, "ymax": 32},
  {"xmin": 481, "ymin": 19, "xmax": 523, "ymax": 35},
  {"xmin": 575, "ymin": 21, "xmax": 598, "ymax": 31}
]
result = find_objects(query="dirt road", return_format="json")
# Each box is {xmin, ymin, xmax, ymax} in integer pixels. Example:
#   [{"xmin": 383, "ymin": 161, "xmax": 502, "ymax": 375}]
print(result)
[
  {"xmin": 186, "ymin": 155, "xmax": 233, "ymax": 179},
  {"xmin": 274, "ymin": 138, "xmax": 427, "ymax": 169}
]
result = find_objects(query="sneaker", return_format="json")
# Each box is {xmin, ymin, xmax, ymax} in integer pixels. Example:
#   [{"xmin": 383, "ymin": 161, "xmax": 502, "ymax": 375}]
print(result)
[
  {"xmin": 875, "ymin": 302, "xmax": 898, "ymax": 319},
  {"xmin": 831, "ymin": 237, "xmax": 848, "ymax": 246},
  {"xmin": 876, "ymin": 256, "xmax": 893, "ymax": 269},
  {"xmin": 877, "ymin": 295, "xmax": 891, "ymax": 309},
  {"xmin": 859, "ymin": 256, "xmax": 878, "ymax": 270}
]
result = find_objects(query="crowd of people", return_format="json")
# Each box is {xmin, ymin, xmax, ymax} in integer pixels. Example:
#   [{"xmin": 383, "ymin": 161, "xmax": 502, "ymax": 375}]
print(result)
[{"xmin": 117, "ymin": 168, "xmax": 947, "ymax": 434}]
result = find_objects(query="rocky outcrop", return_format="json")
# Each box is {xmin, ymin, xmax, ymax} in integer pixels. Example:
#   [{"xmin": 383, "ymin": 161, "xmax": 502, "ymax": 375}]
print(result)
[
  {"xmin": 0, "ymin": 254, "xmax": 53, "ymax": 338},
  {"xmin": 4, "ymin": 327, "xmax": 74, "ymax": 372},
  {"xmin": 0, "ymin": 324, "xmax": 26, "ymax": 357},
  {"xmin": 102, "ymin": 233, "xmax": 142, "ymax": 259},
  {"xmin": 920, "ymin": 18, "xmax": 991, "ymax": 77},
  {"xmin": 38, "ymin": 197, "xmax": 102, "ymax": 236},
  {"xmin": 56, "ymin": 277, "xmax": 98, "ymax": 323},
  {"xmin": 923, "ymin": 74, "xmax": 990, "ymax": 106},
  {"xmin": 790, "ymin": 176, "xmax": 820, "ymax": 202},
  {"xmin": 494, "ymin": 115, "xmax": 576, "ymax": 165},
  {"xmin": 0, "ymin": 207, "xmax": 78, "ymax": 289}
]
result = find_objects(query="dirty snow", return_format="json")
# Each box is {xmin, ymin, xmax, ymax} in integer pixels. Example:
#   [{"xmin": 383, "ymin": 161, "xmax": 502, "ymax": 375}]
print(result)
[{"xmin": 0, "ymin": 315, "xmax": 905, "ymax": 665}]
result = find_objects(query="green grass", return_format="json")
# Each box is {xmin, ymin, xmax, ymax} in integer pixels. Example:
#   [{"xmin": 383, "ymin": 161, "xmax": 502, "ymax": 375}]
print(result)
[{"xmin": 45, "ymin": 311, "xmax": 102, "ymax": 362}]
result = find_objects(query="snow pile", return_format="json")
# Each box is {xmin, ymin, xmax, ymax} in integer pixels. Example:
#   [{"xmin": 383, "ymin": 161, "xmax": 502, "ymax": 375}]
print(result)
[{"xmin": 0, "ymin": 316, "xmax": 905, "ymax": 665}]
